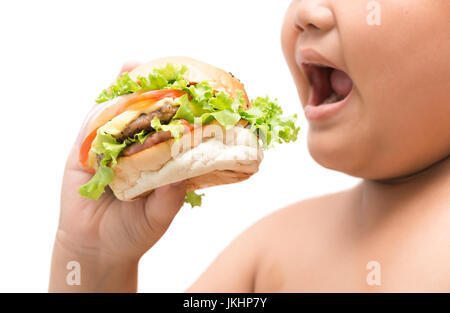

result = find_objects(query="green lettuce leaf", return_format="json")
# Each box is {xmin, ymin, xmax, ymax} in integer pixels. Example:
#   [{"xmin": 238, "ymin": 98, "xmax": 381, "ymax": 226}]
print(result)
[
  {"xmin": 239, "ymin": 96, "xmax": 299, "ymax": 148},
  {"xmin": 92, "ymin": 132, "xmax": 126, "ymax": 167},
  {"xmin": 154, "ymin": 63, "xmax": 188, "ymax": 82},
  {"xmin": 96, "ymin": 63, "xmax": 188, "ymax": 104},
  {"xmin": 193, "ymin": 113, "xmax": 214, "ymax": 126},
  {"xmin": 172, "ymin": 95, "xmax": 195, "ymax": 124},
  {"xmin": 131, "ymin": 130, "xmax": 152, "ymax": 144},
  {"xmin": 185, "ymin": 191, "xmax": 205, "ymax": 208},
  {"xmin": 78, "ymin": 130, "xmax": 152, "ymax": 199},
  {"xmin": 211, "ymin": 110, "xmax": 241, "ymax": 129},
  {"xmin": 151, "ymin": 117, "xmax": 185, "ymax": 141},
  {"xmin": 209, "ymin": 92, "xmax": 234, "ymax": 110},
  {"xmin": 188, "ymin": 81, "xmax": 214, "ymax": 105},
  {"xmin": 78, "ymin": 165, "xmax": 114, "ymax": 200},
  {"xmin": 83, "ymin": 63, "xmax": 300, "ymax": 203}
]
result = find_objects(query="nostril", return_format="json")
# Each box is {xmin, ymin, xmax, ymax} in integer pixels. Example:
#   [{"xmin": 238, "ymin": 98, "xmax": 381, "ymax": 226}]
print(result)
[
  {"xmin": 295, "ymin": 23, "xmax": 318, "ymax": 32},
  {"xmin": 302, "ymin": 23, "xmax": 320, "ymax": 31},
  {"xmin": 307, "ymin": 23, "xmax": 320, "ymax": 30},
  {"xmin": 295, "ymin": 24, "xmax": 303, "ymax": 32}
]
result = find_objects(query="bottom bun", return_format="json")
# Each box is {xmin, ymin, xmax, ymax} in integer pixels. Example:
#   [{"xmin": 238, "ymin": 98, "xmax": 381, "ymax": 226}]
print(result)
[{"xmin": 109, "ymin": 125, "xmax": 263, "ymax": 201}]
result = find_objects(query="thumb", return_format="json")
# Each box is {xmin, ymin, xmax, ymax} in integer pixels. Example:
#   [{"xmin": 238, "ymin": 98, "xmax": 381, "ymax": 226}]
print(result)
[
  {"xmin": 67, "ymin": 61, "xmax": 143, "ymax": 186},
  {"xmin": 144, "ymin": 181, "xmax": 187, "ymax": 232}
]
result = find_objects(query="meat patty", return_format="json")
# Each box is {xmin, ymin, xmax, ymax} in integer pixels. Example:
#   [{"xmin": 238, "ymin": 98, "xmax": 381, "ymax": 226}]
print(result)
[
  {"xmin": 116, "ymin": 101, "xmax": 178, "ymax": 142},
  {"xmin": 122, "ymin": 122, "xmax": 194, "ymax": 157},
  {"xmin": 122, "ymin": 131, "xmax": 173, "ymax": 157}
]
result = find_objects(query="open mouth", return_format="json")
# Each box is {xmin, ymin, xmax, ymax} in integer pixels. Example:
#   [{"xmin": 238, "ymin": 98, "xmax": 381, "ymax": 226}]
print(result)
[{"xmin": 302, "ymin": 63, "xmax": 353, "ymax": 106}]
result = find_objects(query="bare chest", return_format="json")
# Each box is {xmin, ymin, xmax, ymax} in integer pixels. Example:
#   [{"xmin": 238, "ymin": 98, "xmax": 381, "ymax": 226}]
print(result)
[{"xmin": 254, "ymin": 218, "xmax": 450, "ymax": 292}]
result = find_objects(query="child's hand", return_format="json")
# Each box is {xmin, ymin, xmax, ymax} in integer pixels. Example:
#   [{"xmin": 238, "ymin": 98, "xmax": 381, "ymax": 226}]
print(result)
[{"xmin": 49, "ymin": 63, "xmax": 187, "ymax": 292}]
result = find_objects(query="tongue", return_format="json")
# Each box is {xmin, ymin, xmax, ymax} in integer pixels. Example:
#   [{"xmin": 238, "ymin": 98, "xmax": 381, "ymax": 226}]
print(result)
[{"xmin": 330, "ymin": 69, "xmax": 353, "ymax": 98}]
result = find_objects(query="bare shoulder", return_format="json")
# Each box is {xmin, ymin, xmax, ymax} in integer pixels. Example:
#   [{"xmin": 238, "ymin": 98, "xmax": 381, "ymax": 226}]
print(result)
[
  {"xmin": 251, "ymin": 187, "xmax": 357, "ymax": 239},
  {"xmin": 248, "ymin": 187, "xmax": 359, "ymax": 291},
  {"xmin": 186, "ymin": 187, "xmax": 358, "ymax": 292}
]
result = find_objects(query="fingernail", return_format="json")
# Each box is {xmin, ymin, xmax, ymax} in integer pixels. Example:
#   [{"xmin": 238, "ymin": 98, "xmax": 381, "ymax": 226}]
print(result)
[{"xmin": 119, "ymin": 61, "xmax": 141, "ymax": 76}]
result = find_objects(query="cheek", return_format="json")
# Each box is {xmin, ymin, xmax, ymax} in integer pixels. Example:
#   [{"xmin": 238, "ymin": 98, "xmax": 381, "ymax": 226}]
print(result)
[
  {"xmin": 281, "ymin": 4, "xmax": 310, "ymax": 106},
  {"xmin": 302, "ymin": 2, "xmax": 377, "ymax": 175},
  {"xmin": 306, "ymin": 94, "xmax": 375, "ymax": 177},
  {"xmin": 309, "ymin": 1, "xmax": 450, "ymax": 178},
  {"xmin": 370, "ymin": 6, "xmax": 450, "ymax": 174}
]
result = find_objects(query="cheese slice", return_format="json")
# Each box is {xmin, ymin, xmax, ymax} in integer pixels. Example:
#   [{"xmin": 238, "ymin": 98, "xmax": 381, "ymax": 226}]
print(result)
[
  {"xmin": 98, "ymin": 97, "xmax": 179, "ymax": 137},
  {"xmin": 99, "ymin": 110, "xmax": 141, "ymax": 137}
]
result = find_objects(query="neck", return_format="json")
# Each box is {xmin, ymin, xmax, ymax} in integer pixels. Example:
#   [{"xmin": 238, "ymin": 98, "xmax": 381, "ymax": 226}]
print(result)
[{"xmin": 355, "ymin": 155, "xmax": 450, "ymax": 224}]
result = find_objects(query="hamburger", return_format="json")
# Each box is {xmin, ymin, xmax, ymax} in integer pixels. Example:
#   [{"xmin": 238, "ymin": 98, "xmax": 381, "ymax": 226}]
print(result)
[{"xmin": 78, "ymin": 56, "xmax": 299, "ymax": 206}]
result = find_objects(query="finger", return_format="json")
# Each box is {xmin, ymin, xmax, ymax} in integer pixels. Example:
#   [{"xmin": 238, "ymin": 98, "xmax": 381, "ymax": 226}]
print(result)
[
  {"xmin": 74, "ymin": 61, "xmax": 142, "ymax": 149},
  {"xmin": 66, "ymin": 61, "xmax": 143, "ymax": 194},
  {"xmin": 144, "ymin": 181, "xmax": 187, "ymax": 232},
  {"xmin": 60, "ymin": 146, "xmax": 99, "ymax": 210},
  {"xmin": 65, "ymin": 145, "xmax": 86, "ymax": 172},
  {"xmin": 118, "ymin": 61, "xmax": 141, "ymax": 77}
]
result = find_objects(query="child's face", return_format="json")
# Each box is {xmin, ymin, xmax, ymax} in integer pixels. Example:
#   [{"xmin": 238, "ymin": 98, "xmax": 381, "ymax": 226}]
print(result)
[{"xmin": 282, "ymin": 0, "xmax": 450, "ymax": 179}]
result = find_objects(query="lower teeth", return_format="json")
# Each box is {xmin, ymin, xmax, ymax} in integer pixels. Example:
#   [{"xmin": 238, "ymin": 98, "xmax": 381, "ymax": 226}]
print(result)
[{"xmin": 322, "ymin": 92, "xmax": 342, "ymax": 104}]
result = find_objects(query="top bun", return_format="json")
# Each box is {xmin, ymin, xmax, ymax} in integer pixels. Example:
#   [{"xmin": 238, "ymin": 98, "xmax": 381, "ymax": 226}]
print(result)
[
  {"xmin": 84, "ymin": 56, "xmax": 250, "ymax": 139},
  {"xmin": 129, "ymin": 56, "xmax": 250, "ymax": 108}
]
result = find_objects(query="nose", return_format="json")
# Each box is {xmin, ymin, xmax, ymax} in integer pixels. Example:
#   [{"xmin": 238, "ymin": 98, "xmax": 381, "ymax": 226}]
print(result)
[{"xmin": 294, "ymin": 0, "xmax": 335, "ymax": 33}]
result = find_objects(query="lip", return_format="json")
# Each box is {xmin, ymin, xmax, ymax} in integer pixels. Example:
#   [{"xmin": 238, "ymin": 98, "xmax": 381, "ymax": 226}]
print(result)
[
  {"xmin": 296, "ymin": 48, "xmax": 341, "ymax": 71},
  {"xmin": 304, "ymin": 88, "xmax": 353, "ymax": 121},
  {"xmin": 296, "ymin": 48, "xmax": 353, "ymax": 122}
]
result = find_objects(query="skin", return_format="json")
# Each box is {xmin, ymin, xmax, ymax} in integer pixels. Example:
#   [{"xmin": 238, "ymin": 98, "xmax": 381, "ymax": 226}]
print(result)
[
  {"xmin": 49, "ymin": 63, "xmax": 187, "ymax": 292},
  {"xmin": 49, "ymin": 1, "xmax": 450, "ymax": 292}
]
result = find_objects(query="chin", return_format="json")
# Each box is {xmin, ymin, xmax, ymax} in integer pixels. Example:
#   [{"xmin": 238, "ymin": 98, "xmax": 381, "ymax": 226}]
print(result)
[
  {"xmin": 306, "ymin": 131, "xmax": 438, "ymax": 181},
  {"xmin": 306, "ymin": 128, "xmax": 375, "ymax": 179}
]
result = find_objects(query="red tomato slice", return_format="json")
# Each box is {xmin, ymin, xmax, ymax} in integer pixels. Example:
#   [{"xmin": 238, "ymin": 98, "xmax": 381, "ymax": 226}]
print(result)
[
  {"xmin": 79, "ymin": 127, "xmax": 99, "ymax": 169},
  {"xmin": 116, "ymin": 89, "xmax": 186, "ymax": 115}
]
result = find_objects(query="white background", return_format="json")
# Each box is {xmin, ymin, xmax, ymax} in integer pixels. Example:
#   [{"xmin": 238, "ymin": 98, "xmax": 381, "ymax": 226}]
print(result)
[{"xmin": 0, "ymin": 0, "xmax": 359, "ymax": 292}]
